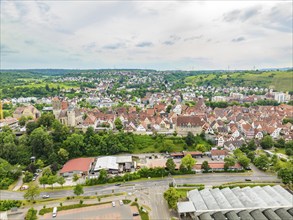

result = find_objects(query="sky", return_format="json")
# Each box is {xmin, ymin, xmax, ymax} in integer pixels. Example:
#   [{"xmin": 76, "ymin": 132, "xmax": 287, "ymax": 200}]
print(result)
[{"xmin": 1, "ymin": 0, "xmax": 292, "ymax": 70}]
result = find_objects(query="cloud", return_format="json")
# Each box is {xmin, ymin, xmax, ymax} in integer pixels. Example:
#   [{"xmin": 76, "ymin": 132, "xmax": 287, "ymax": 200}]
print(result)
[
  {"xmin": 1, "ymin": 1, "xmax": 292, "ymax": 69},
  {"xmin": 223, "ymin": 6, "xmax": 261, "ymax": 22},
  {"xmin": 163, "ymin": 40, "xmax": 175, "ymax": 46},
  {"xmin": 232, "ymin": 37, "xmax": 245, "ymax": 42},
  {"xmin": 82, "ymin": 42, "xmax": 97, "ymax": 52},
  {"xmin": 0, "ymin": 44, "xmax": 19, "ymax": 55},
  {"xmin": 24, "ymin": 40, "xmax": 35, "ymax": 45},
  {"xmin": 102, "ymin": 43, "xmax": 125, "ymax": 50},
  {"xmin": 264, "ymin": 3, "xmax": 293, "ymax": 32},
  {"xmin": 184, "ymin": 35, "xmax": 203, "ymax": 41},
  {"xmin": 163, "ymin": 35, "xmax": 181, "ymax": 46},
  {"xmin": 136, "ymin": 42, "xmax": 153, "ymax": 48}
]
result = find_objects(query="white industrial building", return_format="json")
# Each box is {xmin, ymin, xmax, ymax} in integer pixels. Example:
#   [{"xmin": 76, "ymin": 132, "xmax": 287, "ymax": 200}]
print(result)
[
  {"xmin": 93, "ymin": 155, "xmax": 135, "ymax": 173},
  {"xmin": 177, "ymin": 185, "xmax": 293, "ymax": 220}
]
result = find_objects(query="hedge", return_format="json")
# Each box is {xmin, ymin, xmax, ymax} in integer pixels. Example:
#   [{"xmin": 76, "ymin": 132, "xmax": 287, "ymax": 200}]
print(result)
[{"xmin": 212, "ymin": 183, "xmax": 276, "ymax": 189}]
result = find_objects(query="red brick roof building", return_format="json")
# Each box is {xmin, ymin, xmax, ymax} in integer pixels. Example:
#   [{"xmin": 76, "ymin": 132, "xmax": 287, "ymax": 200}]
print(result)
[{"xmin": 60, "ymin": 158, "xmax": 95, "ymax": 177}]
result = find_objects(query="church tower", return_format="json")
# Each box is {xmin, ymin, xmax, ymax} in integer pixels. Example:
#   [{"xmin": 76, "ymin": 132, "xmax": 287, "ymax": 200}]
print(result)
[{"xmin": 52, "ymin": 97, "xmax": 61, "ymax": 119}]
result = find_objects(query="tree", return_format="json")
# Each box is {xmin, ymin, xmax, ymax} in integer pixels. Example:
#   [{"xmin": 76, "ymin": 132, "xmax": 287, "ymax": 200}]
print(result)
[
  {"xmin": 278, "ymin": 168, "xmax": 293, "ymax": 184},
  {"xmin": 274, "ymin": 138, "xmax": 285, "ymax": 148},
  {"xmin": 26, "ymin": 121, "xmax": 38, "ymax": 135},
  {"xmin": 247, "ymin": 140, "xmax": 257, "ymax": 150},
  {"xmin": 224, "ymin": 156, "xmax": 236, "ymax": 169},
  {"xmin": 181, "ymin": 154, "xmax": 196, "ymax": 171},
  {"xmin": 114, "ymin": 117, "xmax": 123, "ymax": 131},
  {"xmin": 35, "ymin": 159, "xmax": 44, "ymax": 169},
  {"xmin": 166, "ymin": 105, "xmax": 172, "ymax": 113},
  {"xmin": 39, "ymin": 175, "xmax": 48, "ymax": 189},
  {"xmin": 29, "ymin": 127, "xmax": 53, "ymax": 161},
  {"xmin": 62, "ymin": 133, "xmax": 84, "ymax": 158},
  {"xmin": 163, "ymin": 187, "xmax": 180, "ymax": 209},
  {"xmin": 73, "ymin": 173, "xmax": 79, "ymax": 182},
  {"xmin": 285, "ymin": 141, "xmax": 293, "ymax": 156},
  {"xmin": 247, "ymin": 151, "xmax": 255, "ymax": 161},
  {"xmin": 19, "ymin": 116, "xmax": 28, "ymax": 127},
  {"xmin": 233, "ymin": 148, "xmax": 243, "ymax": 158},
  {"xmin": 254, "ymin": 154, "xmax": 270, "ymax": 170},
  {"xmin": 58, "ymin": 148, "xmax": 69, "ymax": 164},
  {"xmin": 47, "ymin": 175, "xmax": 58, "ymax": 190},
  {"xmin": 73, "ymin": 184, "xmax": 84, "ymax": 196},
  {"xmin": 260, "ymin": 136, "xmax": 274, "ymax": 149},
  {"xmin": 57, "ymin": 176, "xmax": 65, "ymax": 188},
  {"xmin": 201, "ymin": 161, "xmax": 210, "ymax": 172},
  {"xmin": 185, "ymin": 132, "xmax": 195, "ymax": 146},
  {"xmin": 25, "ymin": 208, "xmax": 37, "ymax": 220},
  {"xmin": 23, "ymin": 183, "xmax": 40, "ymax": 201},
  {"xmin": 23, "ymin": 171, "xmax": 33, "ymax": 183},
  {"xmin": 166, "ymin": 158, "xmax": 176, "ymax": 173},
  {"xmin": 37, "ymin": 113, "xmax": 55, "ymax": 128},
  {"xmin": 98, "ymin": 169, "xmax": 108, "ymax": 184},
  {"xmin": 237, "ymin": 155, "xmax": 251, "ymax": 169},
  {"xmin": 196, "ymin": 144, "xmax": 206, "ymax": 152}
]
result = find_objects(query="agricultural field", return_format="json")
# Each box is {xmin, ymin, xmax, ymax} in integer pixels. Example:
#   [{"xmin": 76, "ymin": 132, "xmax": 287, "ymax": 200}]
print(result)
[{"xmin": 185, "ymin": 70, "xmax": 293, "ymax": 92}]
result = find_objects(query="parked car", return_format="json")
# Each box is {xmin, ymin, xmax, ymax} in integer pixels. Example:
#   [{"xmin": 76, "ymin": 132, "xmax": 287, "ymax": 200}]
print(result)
[
  {"xmin": 245, "ymin": 179, "xmax": 252, "ymax": 181},
  {"xmin": 119, "ymin": 200, "xmax": 123, "ymax": 206},
  {"xmin": 42, "ymin": 194, "xmax": 50, "ymax": 199},
  {"xmin": 112, "ymin": 201, "xmax": 116, "ymax": 207},
  {"xmin": 32, "ymin": 177, "xmax": 36, "ymax": 181},
  {"xmin": 115, "ymin": 183, "xmax": 121, "ymax": 186},
  {"xmin": 52, "ymin": 207, "xmax": 57, "ymax": 218},
  {"xmin": 133, "ymin": 212, "xmax": 139, "ymax": 216}
]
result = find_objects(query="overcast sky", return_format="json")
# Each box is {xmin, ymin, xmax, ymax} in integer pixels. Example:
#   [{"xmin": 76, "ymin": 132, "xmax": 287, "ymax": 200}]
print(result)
[{"xmin": 1, "ymin": 1, "xmax": 292, "ymax": 70}]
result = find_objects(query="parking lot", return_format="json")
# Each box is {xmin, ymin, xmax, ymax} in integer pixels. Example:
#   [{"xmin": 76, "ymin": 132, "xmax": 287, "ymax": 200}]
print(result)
[{"xmin": 40, "ymin": 202, "xmax": 140, "ymax": 220}]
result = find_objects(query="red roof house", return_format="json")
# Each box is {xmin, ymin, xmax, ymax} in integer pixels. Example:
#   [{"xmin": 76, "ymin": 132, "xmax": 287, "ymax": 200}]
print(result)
[{"xmin": 60, "ymin": 158, "xmax": 94, "ymax": 177}]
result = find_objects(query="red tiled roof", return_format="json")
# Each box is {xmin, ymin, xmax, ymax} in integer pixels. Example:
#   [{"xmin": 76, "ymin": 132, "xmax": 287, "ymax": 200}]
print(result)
[
  {"xmin": 194, "ymin": 162, "xmax": 242, "ymax": 170},
  {"xmin": 183, "ymin": 151, "xmax": 203, "ymax": 156},
  {"xmin": 176, "ymin": 116, "xmax": 204, "ymax": 127},
  {"xmin": 211, "ymin": 149, "xmax": 228, "ymax": 156},
  {"xmin": 60, "ymin": 158, "xmax": 94, "ymax": 174}
]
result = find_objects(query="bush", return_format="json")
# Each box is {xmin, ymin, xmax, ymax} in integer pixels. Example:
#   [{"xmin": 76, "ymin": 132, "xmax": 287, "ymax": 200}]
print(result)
[
  {"xmin": 79, "ymin": 200, "xmax": 83, "ymax": 205},
  {"xmin": 122, "ymin": 199, "xmax": 131, "ymax": 204},
  {"xmin": 25, "ymin": 207, "xmax": 37, "ymax": 220},
  {"xmin": 0, "ymin": 200, "xmax": 22, "ymax": 211}
]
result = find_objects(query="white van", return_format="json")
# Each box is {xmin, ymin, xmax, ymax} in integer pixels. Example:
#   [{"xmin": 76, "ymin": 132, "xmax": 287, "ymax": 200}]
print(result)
[{"xmin": 52, "ymin": 207, "xmax": 57, "ymax": 218}]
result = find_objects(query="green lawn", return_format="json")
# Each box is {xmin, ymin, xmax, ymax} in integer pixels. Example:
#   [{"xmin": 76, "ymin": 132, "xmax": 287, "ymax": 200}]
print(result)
[{"xmin": 131, "ymin": 135, "xmax": 210, "ymax": 153}]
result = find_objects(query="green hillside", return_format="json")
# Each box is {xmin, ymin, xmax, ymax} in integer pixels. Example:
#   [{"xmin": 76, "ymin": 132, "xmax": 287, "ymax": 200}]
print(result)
[{"xmin": 185, "ymin": 70, "xmax": 293, "ymax": 92}]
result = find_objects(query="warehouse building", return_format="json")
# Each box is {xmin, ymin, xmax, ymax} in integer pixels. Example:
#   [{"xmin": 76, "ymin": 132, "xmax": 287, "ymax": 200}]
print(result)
[
  {"xmin": 177, "ymin": 185, "xmax": 293, "ymax": 220},
  {"xmin": 93, "ymin": 155, "xmax": 135, "ymax": 173}
]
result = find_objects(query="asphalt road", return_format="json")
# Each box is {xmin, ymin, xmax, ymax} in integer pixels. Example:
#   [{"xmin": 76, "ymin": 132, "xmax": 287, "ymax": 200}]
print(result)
[{"xmin": 0, "ymin": 171, "xmax": 279, "ymax": 200}]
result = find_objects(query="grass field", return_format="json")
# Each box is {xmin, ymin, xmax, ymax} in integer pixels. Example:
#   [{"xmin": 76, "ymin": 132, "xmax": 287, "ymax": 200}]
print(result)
[
  {"xmin": 185, "ymin": 71, "xmax": 293, "ymax": 92},
  {"xmin": 131, "ymin": 135, "xmax": 210, "ymax": 153}
]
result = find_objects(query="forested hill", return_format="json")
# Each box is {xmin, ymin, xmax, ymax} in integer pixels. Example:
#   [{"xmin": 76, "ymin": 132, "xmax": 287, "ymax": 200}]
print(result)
[{"xmin": 185, "ymin": 70, "xmax": 293, "ymax": 92}]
